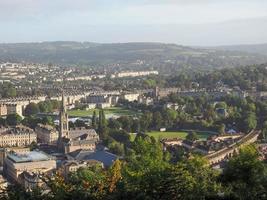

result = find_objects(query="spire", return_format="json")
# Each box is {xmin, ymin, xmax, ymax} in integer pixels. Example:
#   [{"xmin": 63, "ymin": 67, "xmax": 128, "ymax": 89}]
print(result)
[{"xmin": 61, "ymin": 90, "xmax": 66, "ymax": 112}]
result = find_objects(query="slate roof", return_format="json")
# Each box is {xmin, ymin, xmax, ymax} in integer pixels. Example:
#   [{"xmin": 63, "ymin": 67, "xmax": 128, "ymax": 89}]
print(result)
[{"xmin": 67, "ymin": 150, "xmax": 118, "ymax": 167}]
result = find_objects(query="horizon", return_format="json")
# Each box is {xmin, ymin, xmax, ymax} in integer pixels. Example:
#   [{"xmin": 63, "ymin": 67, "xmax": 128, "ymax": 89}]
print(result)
[{"xmin": 0, "ymin": 40, "xmax": 267, "ymax": 47}]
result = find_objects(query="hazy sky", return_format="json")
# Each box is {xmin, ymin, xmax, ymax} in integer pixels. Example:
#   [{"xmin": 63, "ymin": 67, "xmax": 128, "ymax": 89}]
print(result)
[{"xmin": 1, "ymin": 0, "xmax": 267, "ymax": 45}]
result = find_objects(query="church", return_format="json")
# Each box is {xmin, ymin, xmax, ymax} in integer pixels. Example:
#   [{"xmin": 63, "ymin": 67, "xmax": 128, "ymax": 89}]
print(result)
[{"xmin": 57, "ymin": 92, "xmax": 99, "ymax": 154}]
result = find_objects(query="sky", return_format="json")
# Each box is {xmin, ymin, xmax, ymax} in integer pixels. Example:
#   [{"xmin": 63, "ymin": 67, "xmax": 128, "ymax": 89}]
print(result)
[{"xmin": 0, "ymin": 0, "xmax": 267, "ymax": 46}]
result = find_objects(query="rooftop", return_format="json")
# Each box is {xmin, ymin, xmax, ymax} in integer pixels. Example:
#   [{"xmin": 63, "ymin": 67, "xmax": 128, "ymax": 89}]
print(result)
[{"xmin": 7, "ymin": 150, "xmax": 51, "ymax": 163}]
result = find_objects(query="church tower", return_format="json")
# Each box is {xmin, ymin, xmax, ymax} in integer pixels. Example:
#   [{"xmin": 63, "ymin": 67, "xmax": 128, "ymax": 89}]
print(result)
[{"xmin": 59, "ymin": 91, "xmax": 69, "ymax": 141}]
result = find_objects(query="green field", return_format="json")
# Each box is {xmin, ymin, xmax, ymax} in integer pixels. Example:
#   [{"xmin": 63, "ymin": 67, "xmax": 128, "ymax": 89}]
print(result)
[
  {"xmin": 68, "ymin": 107, "xmax": 138, "ymax": 117},
  {"xmin": 131, "ymin": 131, "xmax": 213, "ymax": 141}
]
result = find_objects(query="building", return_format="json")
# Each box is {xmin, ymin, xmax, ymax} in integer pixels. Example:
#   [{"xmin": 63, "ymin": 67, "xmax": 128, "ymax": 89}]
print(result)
[
  {"xmin": 67, "ymin": 150, "xmax": 118, "ymax": 168},
  {"xmin": 0, "ymin": 147, "xmax": 30, "ymax": 166},
  {"xmin": 63, "ymin": 128, "xmax": 99, "ymax": 153},
  {"xmin": 3, "ymin": 150, "xmax": 56, "ymax": 183},
  {"xmin": 18, "ymin": 171, "xmax": 44, "ymax": 191},
  {"xmin": 113, "ymin": 70, "xmax": 159, "ymax": 78},
  {"xmin": 0, "ymin": 104, "xmax": 7, "ymax": 116},
  {"xmin": 0, "ymin": 126, "xmax": 37, "ymax": 147},
  {"xmin": 58, "ymin": 92, "xmax": 99, "ymax": 154},
  {"xmin": 61, "ymin": 160, "xmax": 103, "ymax": 178},
  {"xmin": 35, "ymin": 124, "xmax": 59, "ymax": 145},
  {"xmin": 121, "ymin": 93, "xmax": 140, "ymax": 102},
  {"xmin": 6, "ymin": 103, "xmax": 23, "ymax": 116},
  {"xmin": 154, "ymin": 87, "xmax": 180, "ymax": 99}
]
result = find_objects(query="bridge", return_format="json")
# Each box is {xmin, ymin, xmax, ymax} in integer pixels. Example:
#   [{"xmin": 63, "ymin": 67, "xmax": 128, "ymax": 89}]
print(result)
[{"xmin": 205, "ymin": 130, "xmax": 260, "ymax": 165}]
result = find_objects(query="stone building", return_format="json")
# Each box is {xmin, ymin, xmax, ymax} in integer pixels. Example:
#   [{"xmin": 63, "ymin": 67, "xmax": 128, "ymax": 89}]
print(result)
[
  {"xmin": 0, "ymin": 126, "xmax": 37, "ymax": 147},
  {"xmin": 35, "ymin": 124, "xmax": 59, "ymax": 145},
  {"xmin": 3, "ymin": 150, "xmax": 56, "ymax": 183},
  {"xmin": 58, "ymin": 92, "xmax": 99, "ymax": 154},
  {"xmin": 0, "ymin": 104, "xmax": 7, "ymax": 116}
]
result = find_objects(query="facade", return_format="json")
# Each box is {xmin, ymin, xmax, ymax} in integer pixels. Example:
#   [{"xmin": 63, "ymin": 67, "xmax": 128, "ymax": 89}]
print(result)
[
  {"xmin": 6, "ymin": 103, "xmax": 23, "ymax": 116},
  {"xmin": 0, "ymin": 126, "xmax": 37, "ymax": 147},
  {"xmin": 63, "ymin": 128, "xmax": 99, "ymax": 153},
  {"xmin": 35, "ymin": 124, "xmax": 59, "ymax": 145},
  {"xmin": 121, "ymin": 93, "xmax": 140, "ymax": 102},
  {"xmin": 18, "ymin": 171, "xmax": 44, "ymax": 191},
  {"xmin": 113, "ymin": 70, "xmax": 159, "ymax": 78},
  {"xmin": 4, "ymin": 150, "xmax": 56, "ymax": 183},
  {"xmin": 0, "ymin": 104, "xmax": 7, "ymax": 116}
]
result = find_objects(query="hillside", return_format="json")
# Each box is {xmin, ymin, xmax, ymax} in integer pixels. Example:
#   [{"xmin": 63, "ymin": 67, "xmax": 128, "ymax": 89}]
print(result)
[
  {"xmin": 212, "ymin": 43, "xmax": 267, "ymax": 55},
  {"xmin": 0, "ymin": 42, "xmax": 267, "ymax": 72}
]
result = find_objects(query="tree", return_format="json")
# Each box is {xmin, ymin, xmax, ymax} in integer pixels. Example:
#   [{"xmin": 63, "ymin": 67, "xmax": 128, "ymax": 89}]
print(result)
[
  {"xmin": 262, "ymin": 121, "xmax": 267, "ymax": 140},
  {"xmin": 6, "ymin": 114, "xmax": 22, "ymax": 126},
  {"xmin": 92, "ymin": 110, "xmax": 97, "ymax": 129},
  {"xmin": 0, "ymin": 117, "xmax": 6, "ymax": 126},
  {"xmin": 131, "ymin": 119, "xmax": 140, "ymax": 133},
  {"xmin": 218, "ymin": 123, "xmax": 226, "ymax": 135},
  {"xmin": 186, "ymin": 131, "xmax": 199, "ymax": 142},
  {"xmin": 110, "ymin": 129, "xmax": 130, "ymax": 144},
  {"xmin": 38, "ymin": 101, "xmax": 52, "ymax": 113},
  {"xmin": 118, "ymin": 116, "xmax": 133, "ymax": 132},
  {"xmin": 22, "ymin": 116, "xmax": 42, "ymax": 129},
  {"xmin": 140, "ymin": 112, "xmax": 152, "ymax": 131},
  {"xmin": 75, "ymin": 119, "xmax": 86, "ymax": 127},
  {"xmin": 152, "ymin": 111, "xmax": 162, "ymax": 129},
  {"xmin": 50, "ymin": 100, "xmax": 60, "ymax": 110},
  {"xmin": 221, "ymin": 145, "xmax": 267, "ymax": 199},
  {"xmin": 6, "ymin": 87, "xmax": 16, "ymax": 97},
  {"xmin": 24, "ymin": 103, "xmax": 40, "ymax": 116},
  {"xmin": 108, "ymin": 118, "xmax": 121, "ymax": 130},
  {"xmin": 242, "ymin": 111, "xmax": 257, "ymax": 133},
  {"xmin": 29, "ymin": 141, "xmax": 38, "ymax": 151},
  {"xmin": 42, "ymin": 116, "xmax": 54, "ymax": 126},
  {"xmin": 108, "ymin": 159, "xmax": 122, "ymax": 193},
  {"xmin": 215, "ymin": 102, "xmax": 227, "ymax": 109},
  {"xmin": 109, "ymin": 142, "xmax": 125, "ymax": 156},
  {"xmin": 98, "ymin": 109, "xmax": 108, "ymax": 139}
]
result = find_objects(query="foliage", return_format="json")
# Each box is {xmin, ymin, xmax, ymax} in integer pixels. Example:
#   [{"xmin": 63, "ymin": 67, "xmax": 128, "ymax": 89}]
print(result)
[
  {"xmin": 221, "ymin": 145, "xmax": 267, "ymax": 199},
  {"xmin": 24, "ymin": 103, "xmax": 40, "ymax": 116},
  {"xmin": 6, "ymin": 114, "xmax": 22, "ymax": 126},
  {"xmin": 186, "ymin": 131, "xmax": 199, "ymax": 142}
]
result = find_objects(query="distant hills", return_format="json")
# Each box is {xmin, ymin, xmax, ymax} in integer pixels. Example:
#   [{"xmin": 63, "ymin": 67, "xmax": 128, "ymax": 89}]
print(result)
[
  {"xmin": 0, "ymin": 42, "xmax": 267, "ymax": 72},
  {"xmin": 212, "ymin": 43, "xmax": 267, "ymax": 55}
]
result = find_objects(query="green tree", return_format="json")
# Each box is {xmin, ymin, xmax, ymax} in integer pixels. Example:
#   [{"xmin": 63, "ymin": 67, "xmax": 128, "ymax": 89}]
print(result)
[
  {"xmin": 92, "ymin": 110, "xmax": 97, "ymax": 129},
  {"xmin": 42, "ymin": 116, "xmax": 54, "ymax": 126},
  {"xmin": 186, "ymin": 131, "xmax": 199, "ymax": 142},
  {"xmin": 215, "ymin": 102, "xmax": 227, "ymax": 109},
  {"xmin": 153, "ymin": 111, "xmax": 162, "ymax": 129},
  {"xmin": 6, "ymin": 114, "xmax": 22, "ymax": 126},
  {"xmin": 218, "ymin": 123, "xmax": 226, "ymax": 135},
  {"xmin": 131, "ymin": 119, "xmax": 140, "ymax": 133},
  {"xmin": 261, "ymin": 121, "xmax": 267, "ymax": 140},
  {"xmin": 29, "ymin": 141, "xmax": 38, "ymax": 151},
  {"xmin": 38, "ymin": 101, "xmax": 52, "ymax": 113},
  {"xmin": 110, "ymin": 129, "xmax": 130, "ymax": 144},
  {"xmin": 242, "ymin": 111, "xmax": 257, "ymax": 132},
  {"xmin": 140, "ymin": 111, "xmax": 153, "ymax": 131},
  {"xmin": 108, "ymin": 118, "xmax": 121, "ymax": 130},
  {"xmin": 221, "ymin": 145, "xmax": 267, "ymax": 199},
  {"xmin": 0, "ymin": 117, "xmax": 6, "ymax": 126},
  {"xmin": 24, "ymin": 103, "xmax": 40, "ymax": 116}
]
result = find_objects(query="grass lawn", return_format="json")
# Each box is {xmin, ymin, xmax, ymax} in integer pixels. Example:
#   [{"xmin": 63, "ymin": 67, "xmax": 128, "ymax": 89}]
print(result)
[
  {"xmin": 130, "ymin": 131, "xmax": 213, "ymax": 141},
  {"xmin": 68, "ymin": 107, "xmax": 138, "ymax": 117}
]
